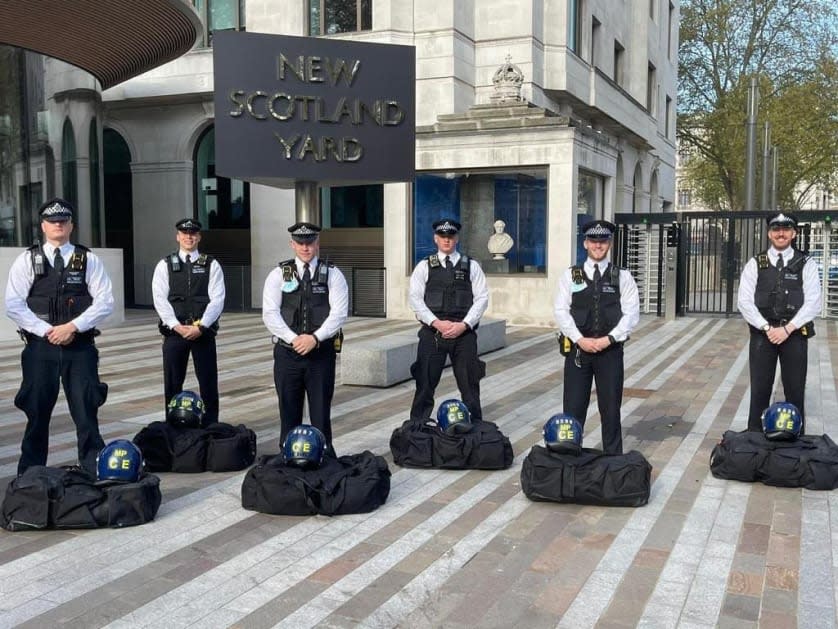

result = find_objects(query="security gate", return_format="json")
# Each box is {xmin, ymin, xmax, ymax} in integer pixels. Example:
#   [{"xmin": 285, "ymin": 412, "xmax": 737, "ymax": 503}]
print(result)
[{"xmin": 614, "ymin": 211, "xmax": 838, "ymax": 318}]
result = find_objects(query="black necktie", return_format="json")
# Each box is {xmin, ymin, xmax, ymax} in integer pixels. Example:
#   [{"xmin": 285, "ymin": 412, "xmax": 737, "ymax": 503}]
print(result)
[
  {"xmin": 53, "ymin": 249, "xmax": 64, "ymax": 273},
  {"xmin": 445, "ymin": 256, "xmax": 453, "ymax": 270},
  {"xmin": 593, "ymin": 263, "xmax": 601, "ymax": 285},
  {"xmin": 776, "ymin": 255, "xmax": 784, "ymax": 270},
  {"xmin": 302, "ymin": 262, "xmax": 311, "ymax": 283}
]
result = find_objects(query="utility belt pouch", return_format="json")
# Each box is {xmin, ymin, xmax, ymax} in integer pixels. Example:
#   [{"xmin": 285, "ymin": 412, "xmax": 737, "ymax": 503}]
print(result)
[
  {"xmin": 557, "ymin": 332, "xmax": 573, "ymax": 357},
  {"xmin": 800, "ymin": 321, "xmax": 815, "ymax": 338}
]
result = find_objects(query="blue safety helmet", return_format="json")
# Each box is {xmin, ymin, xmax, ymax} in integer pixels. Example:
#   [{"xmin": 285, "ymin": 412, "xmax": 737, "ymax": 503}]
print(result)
[
  {"xmin": 96, "ymin": 440, "xmax": 143, "ymax": 483},
  {"xmin": 282, "ymin": 425, "xmax": 326, "ymax": 468},
  {"xmin": 436, "ymin": 399, "xmax": 472, "ymax": 435},
  {"xmin": 761, "ymin": 402, "xmax": 802, "ymax": 441},
  {"xmin": 543, "ymin": 413, "xmax": 583, "ymax": 454},
  {"xmin": 166, "ymin": 390, "xmax": 205, "ymax": 428}
]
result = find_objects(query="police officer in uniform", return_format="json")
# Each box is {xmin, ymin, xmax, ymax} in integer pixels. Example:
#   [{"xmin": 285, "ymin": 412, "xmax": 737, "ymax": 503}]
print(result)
[
  {"xmin": 152, "ymin": 218, "xmax": 225, "ymax": 426},
  {"xmin": 737, "ymin": 211, "xmax": 821, "ymax": 433},
  {"xmin": 5, "ymin": 198, "xmax": 114, "ymax": 474},
  {"xmin": 262, "ymin": 222, "xmax": 348, "ymax": 451},
  {"xmin": 554, "ymin": 220, "xmax": 639, "ymax": 454},
  {"xmin": 408, "ymin": 219, "xmax": 489, "ymax": 423}
]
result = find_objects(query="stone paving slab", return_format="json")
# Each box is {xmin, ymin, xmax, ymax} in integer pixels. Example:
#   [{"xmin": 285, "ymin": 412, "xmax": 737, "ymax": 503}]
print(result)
[{"xmin": 0, "ymin": 312, "xmax": 836, "ymax": 628}]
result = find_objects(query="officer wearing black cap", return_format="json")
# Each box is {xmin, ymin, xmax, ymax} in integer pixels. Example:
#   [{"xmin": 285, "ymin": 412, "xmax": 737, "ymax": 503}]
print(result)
[
  {"xmin": 737, "ymin": 211, "xmax": 821, "ymax": 433},
  {"xmin": 152, "ymin": 218, "xmax": 225, "ymax": 426},
  {"xmin": 554, "ymin": 219, "xmax": 639, "ymax": 454},
  {"xmin": 263, "ymin": 221, "xmax": 348, "ymax": 451},
  {"xmin": 5, "ymin": 197, "xmax": 114, "ymax": 474},
  {"xmin": 408, "ymin": 218, "xmax": 489, "ymax": 423}
]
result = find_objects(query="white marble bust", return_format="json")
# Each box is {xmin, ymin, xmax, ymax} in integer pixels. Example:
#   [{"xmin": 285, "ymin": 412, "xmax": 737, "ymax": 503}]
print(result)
[{"xmin": 487, "ymin": 220, "xmax": 514, "ymax": 259}]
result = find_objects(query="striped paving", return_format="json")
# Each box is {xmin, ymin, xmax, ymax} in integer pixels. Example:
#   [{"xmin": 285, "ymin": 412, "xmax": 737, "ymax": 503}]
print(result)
[{"xmin": 0, "ymin": 312, "xmax": 836, "ymax": 628}]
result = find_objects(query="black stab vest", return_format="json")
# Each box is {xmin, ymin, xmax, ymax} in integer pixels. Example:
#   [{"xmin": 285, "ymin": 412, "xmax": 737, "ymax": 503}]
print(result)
[
  {"xmin": 165, "ymin": 253, "xmax": 214, "ymax": 323},
  {"xmin": 26, "ymin": 244, "xmax": 92, "ymax": 325},
  {"xmin": 569, "ymin": 263, "xmax": 623, "ymax": 337},
  {"xmin": 278, "ymin": 259, "xmax": 331, "ymax": 334},
  {"xmin": 754, "ymin": 249, "xmax": 807, "ymax": 324},
  {"xmin": 423, "ymin": 254, "xmax": 473, "ymax": 322}
]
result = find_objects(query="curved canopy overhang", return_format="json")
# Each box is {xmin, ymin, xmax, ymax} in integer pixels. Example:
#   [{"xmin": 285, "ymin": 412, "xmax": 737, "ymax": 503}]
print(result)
[{"xmin": 0, "ymin": 0, "xmax": 201, "ymax": 89}]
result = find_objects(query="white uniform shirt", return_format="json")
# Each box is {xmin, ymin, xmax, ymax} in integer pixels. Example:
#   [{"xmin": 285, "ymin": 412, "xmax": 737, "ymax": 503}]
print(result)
[
  {"xmin": 5, "ymin": 242, "xmax": 114, "ymax": 336},
  {"xmin": 262, "ymin": 256, "xmax": 349, "ymax": 344},
  {"xmin": 408, "ymin": 250, "xmax": 489, "ymax": 329},
  {"xmin": 152, "ymin": 249, "xmax": 226, "ymax": 329},
  {"xmin": 737, "ymin": 247, "xmax": 822, "ymax": 329},
  {"xmin": 554, "ymin": 257, "xmax": 640, "ymax": 343}
]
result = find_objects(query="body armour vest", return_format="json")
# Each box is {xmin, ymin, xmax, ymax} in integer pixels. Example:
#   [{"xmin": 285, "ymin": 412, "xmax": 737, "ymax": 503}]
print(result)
[
  {"xmin": 423, "ymin": 254, "xmax": 473, "ymax": 322},
  {"xmin": 754, "ymin": 249, "xmax": 807, "ymax": 324},
  {"xmin": 569, "ymin": 264, "xmax": 623, "ymax": 337},
  {"xmin": 278, "ymin": 259, "xmax": 331, "ymax": 334},
  {"xmin": 26, "ymin": 245, "xmax": 93, "ymax": 325},
  {"xmin": 165, "ymin": 253, "xmax": 214, "ymax": 323}
]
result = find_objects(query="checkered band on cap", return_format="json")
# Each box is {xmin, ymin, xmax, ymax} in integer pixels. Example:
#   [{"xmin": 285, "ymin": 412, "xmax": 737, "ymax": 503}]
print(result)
[
  {"xmin": 584, "ymin": 223, "xmax": 613, "ymax": 238},
  {"xmin": 768, "ymin": 212, "xmax": 796, "ymax": 226},
  {"xmin": 40, "ymin": 201, "xmax": 72, "ymax": 219},
  {"xmin": 434, "ymin": 221, "xmax": 459, "ymax": 233},
  {"xmin": 176, "ymin": 218, "xmax": 201, "ymax": 231},
  {"xmin": 292, "ymin": 224, "xmax": 318, "ymax": 236}
]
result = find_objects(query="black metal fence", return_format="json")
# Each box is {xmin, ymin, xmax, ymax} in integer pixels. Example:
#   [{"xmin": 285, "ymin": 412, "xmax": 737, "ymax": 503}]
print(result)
[{"xmin": 615, "ymin": 210, "xmax": 838, "ymax": 318}]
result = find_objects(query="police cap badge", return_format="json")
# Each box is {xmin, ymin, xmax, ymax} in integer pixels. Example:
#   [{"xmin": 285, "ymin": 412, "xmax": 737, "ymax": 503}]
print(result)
[
  {"xmin": 433, "ymin": 218, "xmax": 461, "ymax": 235},
  {"xmin": 39, "ymin": 198, "xmax": 74, "ymax": 222},
  {"xmin": 175, "ymin": 218, "xmax": 202, "ymax": 233},
  {"xmin": 288, "ymin": 222, "xmax": 321, "ymax": 243},
  {"xmin": 582, "ymin": 219, "xmax": 616, "ymax": 241}
]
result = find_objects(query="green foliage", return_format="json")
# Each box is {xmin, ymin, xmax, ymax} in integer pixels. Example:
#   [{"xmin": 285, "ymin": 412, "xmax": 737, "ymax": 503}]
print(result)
[{"xmin": 678, "ymin": 0, "xmax": 838, "ymax": 210}]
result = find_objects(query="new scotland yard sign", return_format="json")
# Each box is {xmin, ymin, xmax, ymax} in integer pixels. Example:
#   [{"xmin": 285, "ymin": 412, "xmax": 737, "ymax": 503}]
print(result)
[{"xmin": 213, "ymin": 31, "xmax": 415, "ymax": 188}]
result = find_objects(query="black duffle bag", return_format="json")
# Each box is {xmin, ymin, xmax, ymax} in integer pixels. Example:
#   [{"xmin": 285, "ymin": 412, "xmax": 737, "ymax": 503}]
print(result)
[
  {"xmin": 133, "ymin": 421, "xmax": 257, "ymax": 473},
  {"xmin": 241, "ymin": 451, "xmax": 391, "ymax": 516},
  {"xmin": 205, "ymin": 423, "xmax": 258, "ymax": 472},
  {"xmin": 710, "ymin": 430, "xmax": 838, "ymax": 490},
  {"xmin": 520, "ymin": 445, "xmax": 652, "ymax": 507},
  {"xmin": 1, "ymin": 466, "xmax": 161, "ymax": 531},
  {"xmin": 389, "ymin": 419, "xmax": 514, "ymax": 470}
]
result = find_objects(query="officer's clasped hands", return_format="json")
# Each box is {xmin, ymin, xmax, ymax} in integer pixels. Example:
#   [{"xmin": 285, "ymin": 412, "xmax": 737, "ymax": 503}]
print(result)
[
  {"xmin": 46, "ymin": 322, "xmax": 77, "ymax": 345},
  {"xmin": 292, "ymin": 333, "xmax": 318, "ymax": 355},
  {"xmin": 766, "ymin": 325, "xmax": 791, "ymax": 345}
]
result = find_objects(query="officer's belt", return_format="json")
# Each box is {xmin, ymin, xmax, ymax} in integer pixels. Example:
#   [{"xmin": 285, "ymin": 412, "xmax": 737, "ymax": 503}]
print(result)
[
  {"xmin": 20, "ymin": 329, "xmax": 98, "ymax": 344},
  {"xmin": 276, "ymin": 336, "xmax": 334, "ymax": 349}
]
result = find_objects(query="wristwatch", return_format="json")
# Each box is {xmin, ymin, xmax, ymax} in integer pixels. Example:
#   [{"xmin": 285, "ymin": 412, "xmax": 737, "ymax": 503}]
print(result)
[{"xmin": 761, "ymin": 324, "xmax": 770, "ymax": 332}]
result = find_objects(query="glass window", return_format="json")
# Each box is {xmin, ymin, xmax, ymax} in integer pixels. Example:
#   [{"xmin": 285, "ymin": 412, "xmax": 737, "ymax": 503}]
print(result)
[
  {"xmin": 321, "ymin": 184, "xmax": 382, "ymax": 228},
  {"xmin": 192, "ymin": 0, "xmax": 246, "ymax": 47},
  {"xmin": 89, "ymin": 118, "xmax": 101, "ymax": 246},
  {"xmin": 568, "ymin": 0, "xmax": 582, "ymax": 55},
  {"xmin": 614, "ymin": 41, "xmax": 625, "ymax": 86},
  {"xmin": 413, "ymin": 170, "xmax": 548, "ymax": 274},
  {"xmin": 194, "ymin": 126, "xmax": 250, "ymax": 229},
  {"xmin": 309, "ymin": 0, "xmax": 372, "ymax": 36},
  {"xmin": 61, "ymin": 118, "xmax": 77, "ymax": 211},
  {"xmin": 577, "ymin": 171, "xmax": 604, "ymax": 263}
]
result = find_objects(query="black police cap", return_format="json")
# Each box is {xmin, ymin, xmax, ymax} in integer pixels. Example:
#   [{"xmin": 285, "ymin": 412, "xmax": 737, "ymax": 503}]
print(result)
[
  {"xmin": 176, "ymin": 218, "xmax": 202, "ymax": 233},
  {"xmin": 766, "ymin": 211, "xmax": 797, "ymax": 228},
  {"xmin": 433, "ymin": 219, "xmax": 461, "ymax": 235},
  {"xmin": 288, "ymin": 222, "xmax": 321, "ymax": 243},
  {"xmin": 39, "ymin": 197, "xmax": 74, "ymax": 222},
  {"xmin": 582, "ymin": 219, "xmax": 616, "ymax": 240}
]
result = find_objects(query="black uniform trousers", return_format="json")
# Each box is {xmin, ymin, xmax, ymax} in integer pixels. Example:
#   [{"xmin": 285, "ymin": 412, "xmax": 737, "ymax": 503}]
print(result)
[
  {"xmin": 563, "ymin": 343, "xmax": 624, "ymax": 454},
  {"xmin": 162, "ymin": 333, "xmax": 219, "ymax": 426},
  {"xmin": 410, "ymin": 326, "xmax": 484, "ymax": 423},
  {"xmin": 273, "ymin": 341, "xmax": 336, "ymax": 448},
  {"xmin": 14, "ymin": 336, "xmax": 107, "ymax": 475},
  {"xmin": 747, "ymin": 328, "xmax": 808, "ymax": 433}
]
